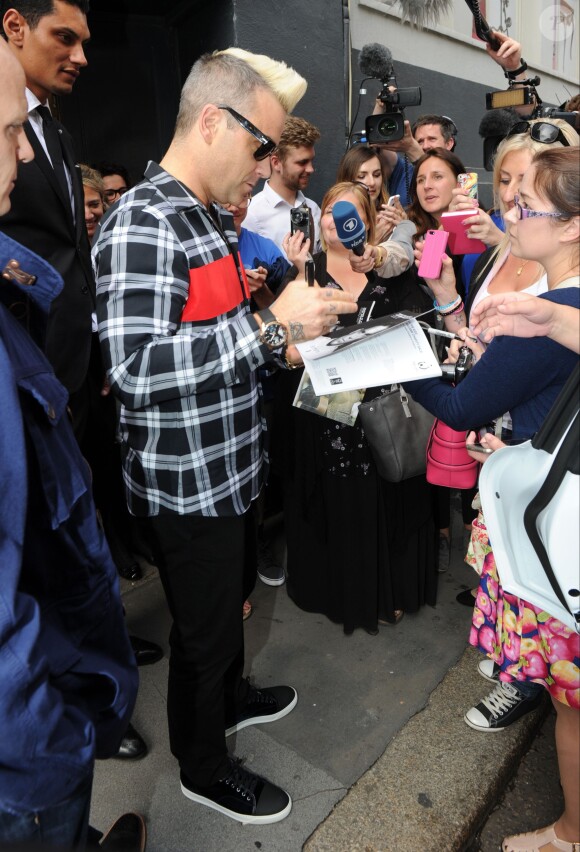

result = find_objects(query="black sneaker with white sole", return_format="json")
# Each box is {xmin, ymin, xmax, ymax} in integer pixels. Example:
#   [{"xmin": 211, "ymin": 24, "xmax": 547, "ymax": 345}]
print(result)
[
  {"xmin": 464, "ymin": 681, "xmax": 543, "ymax": 732},
  {"xmin": 226, "ymin": 684, "xmax": 297, "ymax": 737},
  {"xmin": 180, "ymin": 759, "xmax": 291, "ymax": 824},
  {"xmin": 257, "ymin": 540, "xmax": 285, "ymax": 586},
  {"xmin": 477, "ymin": 658, "xmax": 501, "ymax": 684}
]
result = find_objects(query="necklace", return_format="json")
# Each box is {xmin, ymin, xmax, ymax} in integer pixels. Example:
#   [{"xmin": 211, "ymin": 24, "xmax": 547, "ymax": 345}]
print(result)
[{"xmin": 516, "ymin": 259, "xmax": 530, "ymax": 276}]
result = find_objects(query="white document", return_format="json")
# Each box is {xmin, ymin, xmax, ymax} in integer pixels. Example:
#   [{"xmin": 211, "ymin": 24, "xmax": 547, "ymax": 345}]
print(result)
[{"xmin": 296, "ymin": 314, "xmax": 441, "ymax": 395}]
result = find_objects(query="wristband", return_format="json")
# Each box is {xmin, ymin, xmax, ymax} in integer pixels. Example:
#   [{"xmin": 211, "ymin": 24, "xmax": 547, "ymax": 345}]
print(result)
[
  {"xmin": 433, "ymin": 295, "xmax": 461, "ymax": 313},
  {"xmin": 284, "ymin": 352, "xmax": 302, "ymax": 370},
  {"xmin": 505, "ymin": 60, "xmax": 527, "ymax": 79},
  {"xmin": 439, "ymin": 300, "xmax": 465, "ymax": 318}
]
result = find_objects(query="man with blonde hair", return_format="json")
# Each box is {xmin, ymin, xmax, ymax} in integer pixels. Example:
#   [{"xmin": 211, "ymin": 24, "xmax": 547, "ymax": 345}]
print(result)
[
  {"xmin": 94, "ymin": 48, "xmax": 356, "ymax": 825},
  {"xmin": 244, "ymin": 114, "xmax": 322, "ymax": 254}
]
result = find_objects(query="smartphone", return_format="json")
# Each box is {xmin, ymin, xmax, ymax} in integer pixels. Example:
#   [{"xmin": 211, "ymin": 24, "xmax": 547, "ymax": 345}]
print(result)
[
  {"xmin": 290, "ymin": 202, "xmax": 314, "ymax": 245},
  {"xmin": 305, "ymin": 258, "xmax": 315, "ymax": 286},
  {"xmin": 387, "ymin": 194, "xmax": 400, "ymax": 207},
  {"xmin": 458, "ymin": 172, "xmax": 478, "ymax": 201},
  {"xmin": 466, "ymin": 443, "xmax": 494, "ymax": 454},
  {"xmin": 417, "ymin": 229, "xmax": 449, "ymax": 279}
]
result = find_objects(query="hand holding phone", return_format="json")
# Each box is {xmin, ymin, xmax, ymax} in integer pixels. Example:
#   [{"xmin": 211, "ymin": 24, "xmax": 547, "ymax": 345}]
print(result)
[{"xmin": 417, "ymin": 229, "xmax": 449, "ymax": 279}]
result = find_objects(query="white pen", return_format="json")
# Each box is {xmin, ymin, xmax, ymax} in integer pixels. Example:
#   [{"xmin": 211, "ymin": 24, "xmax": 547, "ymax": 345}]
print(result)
[{"xmin": 423, "ymin": 327, "xmax": 478, "ymax": 343}]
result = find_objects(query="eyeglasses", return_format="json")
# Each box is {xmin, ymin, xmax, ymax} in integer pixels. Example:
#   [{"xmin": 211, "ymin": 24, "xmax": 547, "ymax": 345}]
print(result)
[
  {"xmin": 217, "ymin": 105, "xmax": 276, "ymax": 161},
  {"xmin": 513, "ymin": 194, "xmax": 564, "ymax": 221},
  {"xmin": 507, "ymin": 121, "xmax": 570, "ymax": 147},
  {"xmin": 104, "ymin": 186, "xmax": 128, "ymax": 201}
]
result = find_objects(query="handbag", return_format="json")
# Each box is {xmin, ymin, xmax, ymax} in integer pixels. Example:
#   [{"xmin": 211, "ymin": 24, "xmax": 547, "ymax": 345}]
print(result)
[
  {"xmin": 358, "ymin": 384, "xmax": 434, "ymax": 482},
  {"xmin": 478, "ymin": 364, "xmax": 580, "ymax": 633},
  {"xmin": 425, "ymin": 419, "xmax": 479, "ymax": 489}
]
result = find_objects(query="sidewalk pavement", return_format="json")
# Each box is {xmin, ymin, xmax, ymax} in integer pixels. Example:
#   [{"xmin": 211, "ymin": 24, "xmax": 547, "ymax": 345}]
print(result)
[{"xmin": 89, "ymin": 516, "xmax": 549, "ymax": 851}]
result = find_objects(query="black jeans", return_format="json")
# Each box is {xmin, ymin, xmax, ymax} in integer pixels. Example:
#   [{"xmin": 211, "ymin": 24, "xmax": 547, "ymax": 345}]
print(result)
[{"xmin": 147, "ymin": 509, "xmax": 257, "ymax": 786}]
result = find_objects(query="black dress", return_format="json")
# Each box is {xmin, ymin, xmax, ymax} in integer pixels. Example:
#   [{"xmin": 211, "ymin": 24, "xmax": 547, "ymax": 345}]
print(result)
[{"xmin": 275, "ymin": 253, "xmax": 438, "ymax": 634}]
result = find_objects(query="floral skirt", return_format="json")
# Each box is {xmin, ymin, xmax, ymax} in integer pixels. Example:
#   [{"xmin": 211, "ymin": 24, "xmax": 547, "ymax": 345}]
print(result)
[{"xmin": 467, "ymin": 510, "xmax": 580, "ymax": 708}]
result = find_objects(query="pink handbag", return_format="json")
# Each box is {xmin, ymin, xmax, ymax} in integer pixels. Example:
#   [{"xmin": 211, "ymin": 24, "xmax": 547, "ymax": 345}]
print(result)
[{"xmin": 426, "ymin": 419, "xmax": 479, "ymax": 489}]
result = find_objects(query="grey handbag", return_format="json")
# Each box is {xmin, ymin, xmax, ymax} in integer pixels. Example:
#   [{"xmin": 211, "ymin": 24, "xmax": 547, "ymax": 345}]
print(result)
[{"xmin": 358, "ymin": 384, "xmax": 435, "ymax": 482}]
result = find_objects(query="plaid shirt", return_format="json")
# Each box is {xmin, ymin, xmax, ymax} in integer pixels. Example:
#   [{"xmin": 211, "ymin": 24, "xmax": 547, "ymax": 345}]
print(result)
[{"xmin": 94, "ymin": 162, "xmax": 272, "ymax": 517}]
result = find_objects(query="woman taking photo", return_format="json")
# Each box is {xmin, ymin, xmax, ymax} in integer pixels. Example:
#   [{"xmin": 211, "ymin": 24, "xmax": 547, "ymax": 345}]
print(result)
[
  {"xmin": 276, "ymin": 181, "xmax": 436, "ymax": 635},
  {"xmin": 404, "ymin": 146, "xmax": 580, "ymax": 852},
  {"xmin": 336, "ymin": 145, "xmax": 404, "ymax": 244}
]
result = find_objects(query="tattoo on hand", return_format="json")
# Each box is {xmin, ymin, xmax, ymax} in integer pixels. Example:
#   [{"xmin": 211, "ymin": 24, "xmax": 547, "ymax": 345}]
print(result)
[
  {"xmin": 452, "ymin": 313, "xmax": 466, "ymax": 326},
  {"xmin": 289, "ymin": 321, "xmax": 306, "ymax": 342}
]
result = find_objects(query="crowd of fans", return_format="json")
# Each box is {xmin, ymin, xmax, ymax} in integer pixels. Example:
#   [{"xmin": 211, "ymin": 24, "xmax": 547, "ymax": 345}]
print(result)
[{"xmin": 0, "ymin": 0, "xmax": 578, "ymax": 850}]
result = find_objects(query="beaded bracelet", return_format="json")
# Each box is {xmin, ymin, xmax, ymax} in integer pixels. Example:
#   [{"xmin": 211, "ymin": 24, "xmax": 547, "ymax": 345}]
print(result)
[
  {"xmin": 433, "ymin": 295, "xmax": 461, "ymax": 313},
  {"xmin": 439, "ymin": 300, "xmax": 465, "ymax": 318}
]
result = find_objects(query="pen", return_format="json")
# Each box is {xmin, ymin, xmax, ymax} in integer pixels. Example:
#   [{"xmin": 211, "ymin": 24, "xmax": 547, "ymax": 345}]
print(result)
[{"xmin": 423, "ymin": 327, "xmax": 478, "ymax": 343}]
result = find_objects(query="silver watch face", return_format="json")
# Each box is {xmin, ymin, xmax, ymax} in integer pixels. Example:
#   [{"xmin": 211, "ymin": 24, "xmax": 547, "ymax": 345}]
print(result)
[{"xmin": 262, "ymin": 321, "xmax": 287, "ymax": 349}]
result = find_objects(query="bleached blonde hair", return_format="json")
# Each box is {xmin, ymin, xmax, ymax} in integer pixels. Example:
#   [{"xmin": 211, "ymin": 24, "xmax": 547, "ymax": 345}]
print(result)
[{"xmin": 174, "ymin": 48, "xmax": 306, "ymax": 138}]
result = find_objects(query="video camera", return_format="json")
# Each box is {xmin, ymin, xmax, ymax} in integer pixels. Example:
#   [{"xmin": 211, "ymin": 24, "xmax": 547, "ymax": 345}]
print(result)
[{"xmin": 359, "ymin": 44, "xmax": 422, "ymax": 143}]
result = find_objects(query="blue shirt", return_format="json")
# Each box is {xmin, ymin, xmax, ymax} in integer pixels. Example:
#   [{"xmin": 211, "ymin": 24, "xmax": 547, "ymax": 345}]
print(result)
[
  {"xmin": 389, "ymin": 154, "xmax": 413, "ymax": 208},
  {"xmin": 0, "ymin": 231, "xmax": 137, "ymax": 813},
  {"xmin": 404, "ymin": 288, "xmax": 580, "ymax": 442},
  {"xmin": 238, "ymin": 227, "xmax": 290, "ymax": 297}
]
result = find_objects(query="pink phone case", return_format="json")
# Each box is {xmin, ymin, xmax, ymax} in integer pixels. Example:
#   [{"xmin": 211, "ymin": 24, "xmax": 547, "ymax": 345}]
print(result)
[
  {"xmin": 418, "ymin": 230, "xmax": 449, "ymax": 279},
  {"xmin": 440, "ymin": 211, "xmax": 487, "ymax": 255}
]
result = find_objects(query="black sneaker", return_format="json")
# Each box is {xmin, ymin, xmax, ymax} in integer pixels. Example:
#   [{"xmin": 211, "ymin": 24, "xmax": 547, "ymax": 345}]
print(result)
[
  {"xmin": 257, "ymin": 540, "xmax": 285, "ymax": 586},
  {"xmin": 226, "ymin": 684, "xmax": 297, "ymax": 737},
  {"xmin": 180, "ymin": 759, "xmax": 291, "ymax": 824},
  {"xmin": 464, "ymin": 681, "xmax": 543, "ymax": 732},
  {"xmin": 477, "ymin": 659, "xmax": 501, "ymax": 684}
]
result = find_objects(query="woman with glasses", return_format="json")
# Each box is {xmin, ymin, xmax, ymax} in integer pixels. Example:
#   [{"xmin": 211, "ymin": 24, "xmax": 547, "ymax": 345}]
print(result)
[
  {"xmin": 404, "ymin": 146, "xmax": 579, "ymax": 852},
  {"xmin": 336, "ymin": 145, "xmax": 405, "ymax": 244},
  {"xmin": 276, "ymin": 181, "xmax": 436, "ymax": 635}
]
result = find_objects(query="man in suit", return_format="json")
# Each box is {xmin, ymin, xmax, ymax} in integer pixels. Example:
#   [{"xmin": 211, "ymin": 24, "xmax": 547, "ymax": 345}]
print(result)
[
  {"xmin": 0, "ymin": 0, "xmax": 94, "ymax": 422},
  {"xmin": 1, "ymin": 0, "xmax": 160, "ymax": 761}
]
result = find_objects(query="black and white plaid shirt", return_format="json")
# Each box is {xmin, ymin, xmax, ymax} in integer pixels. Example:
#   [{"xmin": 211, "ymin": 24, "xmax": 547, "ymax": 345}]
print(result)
[{"xmin": 94, "ymin": 162, "xmax": 271, "ymax": 517}]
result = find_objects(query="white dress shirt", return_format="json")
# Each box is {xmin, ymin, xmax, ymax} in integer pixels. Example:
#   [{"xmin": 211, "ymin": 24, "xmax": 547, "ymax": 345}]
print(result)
[{"xmin": 244, "ymin": 181, "xmax": 321, "ymax": 258}]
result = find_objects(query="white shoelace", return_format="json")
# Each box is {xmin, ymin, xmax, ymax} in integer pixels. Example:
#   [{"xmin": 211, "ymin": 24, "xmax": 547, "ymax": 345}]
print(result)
[{"xmin": 481, "ymin": 682, "xmax": 522, "ymax": 719}]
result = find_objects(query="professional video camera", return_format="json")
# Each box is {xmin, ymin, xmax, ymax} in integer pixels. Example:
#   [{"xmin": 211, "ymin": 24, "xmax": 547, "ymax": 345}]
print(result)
[{"xmin": 359, "ymin": 43, "xmax": 422, "ymax": 143}]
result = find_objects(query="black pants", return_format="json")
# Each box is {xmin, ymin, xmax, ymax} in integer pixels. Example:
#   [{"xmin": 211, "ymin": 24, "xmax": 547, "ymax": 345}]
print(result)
[{"xmin": 147, "ymin": 509, "xmax": 257, "ymax": 786}]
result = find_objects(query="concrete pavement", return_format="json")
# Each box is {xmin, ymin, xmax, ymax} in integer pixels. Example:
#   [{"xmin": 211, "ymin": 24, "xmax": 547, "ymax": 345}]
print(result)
[{"xmin": 89, "ymin": 514, "xmax": 553, "ymax": 851}]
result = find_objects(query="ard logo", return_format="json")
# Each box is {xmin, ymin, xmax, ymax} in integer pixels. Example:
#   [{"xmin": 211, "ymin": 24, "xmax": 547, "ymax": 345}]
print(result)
[{"xmin": 344, "ymin": 217, "xmax": 358, "ymax": 232}]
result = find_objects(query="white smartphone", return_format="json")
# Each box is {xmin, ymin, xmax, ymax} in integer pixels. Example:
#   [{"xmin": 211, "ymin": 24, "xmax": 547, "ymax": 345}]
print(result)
[{"xmin": 387, "ymin": 194, "xmax": 400, "ymax": 207}]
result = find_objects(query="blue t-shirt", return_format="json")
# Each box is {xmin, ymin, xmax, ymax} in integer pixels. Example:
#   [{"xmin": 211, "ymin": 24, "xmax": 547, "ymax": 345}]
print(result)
[{"xmin": 238, "ymin": 227, "xmax": 290, "ymax": 295}]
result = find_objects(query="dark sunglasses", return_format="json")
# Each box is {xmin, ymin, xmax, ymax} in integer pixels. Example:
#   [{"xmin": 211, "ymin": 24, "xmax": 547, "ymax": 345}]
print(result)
[
  {"xmin": 217, "ymin": 105, "xmax": 276, "ymax": 161},
  {"xmin": 507, "ymin": 120, "xmax": 570, "ymax": 147}
]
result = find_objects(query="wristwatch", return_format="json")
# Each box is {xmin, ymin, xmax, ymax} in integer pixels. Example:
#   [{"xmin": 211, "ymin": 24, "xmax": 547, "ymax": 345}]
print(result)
[{"xmin": 257, "ymin": 308, "xmax": 288, "ymax": 351}]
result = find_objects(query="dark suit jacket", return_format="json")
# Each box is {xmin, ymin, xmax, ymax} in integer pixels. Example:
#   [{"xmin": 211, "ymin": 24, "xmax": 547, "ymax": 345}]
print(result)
[{"xmin": 0, "ymin": 118, "xmax": 95, "ymax": 393}]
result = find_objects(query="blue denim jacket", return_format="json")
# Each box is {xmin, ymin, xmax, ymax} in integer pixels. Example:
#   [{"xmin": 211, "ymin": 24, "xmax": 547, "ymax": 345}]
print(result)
[{"xmin": 0, "ymin": 232, "xmax": 138, "ymax": 813}]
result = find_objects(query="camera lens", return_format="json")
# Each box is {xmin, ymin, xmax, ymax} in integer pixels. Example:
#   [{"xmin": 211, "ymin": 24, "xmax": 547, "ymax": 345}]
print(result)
[{"xmin": 378, "ymin": 117, "xmax": 398, "ymax": 139}]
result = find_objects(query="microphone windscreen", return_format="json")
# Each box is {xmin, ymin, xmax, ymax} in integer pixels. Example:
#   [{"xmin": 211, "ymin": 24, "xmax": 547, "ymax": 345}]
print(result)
[
  {"xmin": 332, "ymin": 201, "xmax": 367, "ymax": 255},
  {"xmin": 478, "ymin": 108, "xmax": 519, "ymax": 138},
  {"xmin": 358, "ymin": 43, "xmax": 393, "ymax": 80}
]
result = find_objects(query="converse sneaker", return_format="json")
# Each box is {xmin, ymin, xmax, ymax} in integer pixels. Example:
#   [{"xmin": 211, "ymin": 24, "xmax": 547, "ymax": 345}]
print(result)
[
  {"xmin": 226, "ymin": 684, "xmax": 297, "ymax": 737},
  {"xmin": 464, "ymin": 681, "xmax": 543, "ymax": 732},
  {"xmin": 257, "ymin": 540, "xmax": 285, "ymax": 586},
  {"xmin": 180, "ymin": 759, "xmax": 291, "ymax": 824},
  {"xmin": 478, "ymin": 659, "xmax": 501, "ymax": 684}
]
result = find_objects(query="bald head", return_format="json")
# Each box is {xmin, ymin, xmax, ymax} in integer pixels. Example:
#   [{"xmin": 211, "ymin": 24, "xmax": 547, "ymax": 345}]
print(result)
[{"xmin": 0, "ymin": 38, "xmax": 33, "ymax": 215}]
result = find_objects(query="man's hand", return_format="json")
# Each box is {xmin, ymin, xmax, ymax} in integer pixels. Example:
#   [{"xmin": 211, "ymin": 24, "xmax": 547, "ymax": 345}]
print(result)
[
  {"xmin": 373, "ymin": 119, "xmax": 423, "ymax": 162},
  {"xmin": 269, "ymin": 280, "xmax": 358, "ymax": 342},
  {"xmin": 485, "ymin": 30, "xmax": 523, "ymax": 74}
]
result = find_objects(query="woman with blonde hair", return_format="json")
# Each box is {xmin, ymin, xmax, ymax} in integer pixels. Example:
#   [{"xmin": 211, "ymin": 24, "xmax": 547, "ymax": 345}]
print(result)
[{"xmin": 80, "ymin": 163, "xmax": 107, "ymax": 244}]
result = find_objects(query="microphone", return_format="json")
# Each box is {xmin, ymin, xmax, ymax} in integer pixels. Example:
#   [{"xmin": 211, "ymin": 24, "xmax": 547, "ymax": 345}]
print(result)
[
  {"xmin": 332, "ymin": 200, "xmax": 377, "ymax": 283},
  {"xmin": 358, "ymin": 43, "xmax": 393, "ymax": 80},
  {"xmin": 479, "ymin": 108, "xmax": 520, "ymax": 171}
]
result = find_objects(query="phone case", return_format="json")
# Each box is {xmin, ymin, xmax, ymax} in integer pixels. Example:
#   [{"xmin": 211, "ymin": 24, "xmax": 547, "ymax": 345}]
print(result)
[
  {"xmin": 458, "ymin": 172, "xmax": 478, "ymax": 200},
  {"xmin": 440, "ymin": 211, "xmax": 487, "ymax": 255},
  {"xmin": 418, "ymin": 230, "xmax": 449, "ymax": 279}
]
